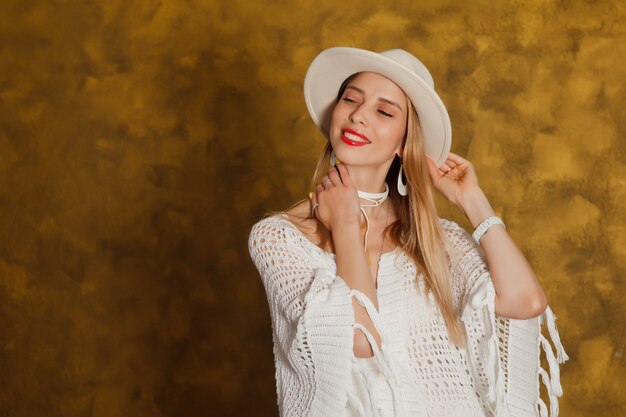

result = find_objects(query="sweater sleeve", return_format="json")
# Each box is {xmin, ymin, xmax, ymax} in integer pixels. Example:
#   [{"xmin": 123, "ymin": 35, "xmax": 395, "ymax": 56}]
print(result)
[
  {"xmin": 440, "ymin": 219, "xmax": 569, "ymax": 417},
  {"xmin": 248, "ymin": 215, "xmax": 355, "ymax": 417},
  {"xmin": 439, "ymin": 219, "xmax": 490, "ymax": 312}
]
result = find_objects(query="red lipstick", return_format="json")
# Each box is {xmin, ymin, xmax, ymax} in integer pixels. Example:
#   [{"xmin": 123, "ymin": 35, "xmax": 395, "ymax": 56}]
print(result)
[{"xmin": 341, "ymin": 128, "xmax": 370, "ymax": 146}]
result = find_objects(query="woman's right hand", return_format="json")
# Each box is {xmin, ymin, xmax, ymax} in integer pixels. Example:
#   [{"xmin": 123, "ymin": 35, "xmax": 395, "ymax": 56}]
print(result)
[{"xmin": 310, "ymin": 163, "xmax": 362, "ymax": 232}]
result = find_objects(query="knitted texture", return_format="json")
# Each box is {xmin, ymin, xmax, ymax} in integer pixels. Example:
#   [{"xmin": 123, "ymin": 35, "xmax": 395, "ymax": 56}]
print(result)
[{"xmin": 248, "ymin": 214, "xmax": 567, "ymax": 417}]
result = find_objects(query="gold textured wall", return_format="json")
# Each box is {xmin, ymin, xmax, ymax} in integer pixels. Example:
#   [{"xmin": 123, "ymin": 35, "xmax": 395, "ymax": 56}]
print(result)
[{"xmin": 0, "ymin": 0, "xmax": 624, "ymax": 416}]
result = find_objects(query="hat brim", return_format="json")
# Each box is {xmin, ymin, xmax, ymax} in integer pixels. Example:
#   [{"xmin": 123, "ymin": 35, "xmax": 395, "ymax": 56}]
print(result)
[{"xmin": 304, "ymin": 47, "xmax": 451, "ymax": 168}]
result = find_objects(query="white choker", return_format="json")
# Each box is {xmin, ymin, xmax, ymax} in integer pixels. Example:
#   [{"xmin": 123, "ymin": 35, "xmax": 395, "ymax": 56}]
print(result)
[{"xmin": 357, "ymin": 182, "xmax": 389, "ymax": 207}]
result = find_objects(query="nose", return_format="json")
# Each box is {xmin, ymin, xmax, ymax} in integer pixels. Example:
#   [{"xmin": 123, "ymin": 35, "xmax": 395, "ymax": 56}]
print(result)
[{"xmin": 349, "ymin": 106, "xmax": 368, "ymax": 126}]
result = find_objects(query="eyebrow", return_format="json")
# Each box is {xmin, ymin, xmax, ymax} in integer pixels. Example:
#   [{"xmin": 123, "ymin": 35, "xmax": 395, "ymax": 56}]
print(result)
[{"xmin": 345, "ymin": 85, "xmax": 404, "ymax": 111}]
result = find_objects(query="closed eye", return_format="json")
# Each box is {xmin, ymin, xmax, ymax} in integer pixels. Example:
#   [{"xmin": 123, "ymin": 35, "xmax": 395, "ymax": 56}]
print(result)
[
  {"xmin": 378, "ymin": 110, "xmax": 393, "ymax": 117},
  {"xmin": 342, "ymin": 97, "xmax": 357, "ymax": 103}
]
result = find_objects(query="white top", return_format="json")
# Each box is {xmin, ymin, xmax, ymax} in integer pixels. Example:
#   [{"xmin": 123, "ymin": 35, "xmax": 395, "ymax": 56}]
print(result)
[
  {"xmin": 346, "ymin": 356, "xmax": 395, "ymax": 417},
  {"xmin": 248, "ymin": 214, "xmax": 568, "ymax": 417}
]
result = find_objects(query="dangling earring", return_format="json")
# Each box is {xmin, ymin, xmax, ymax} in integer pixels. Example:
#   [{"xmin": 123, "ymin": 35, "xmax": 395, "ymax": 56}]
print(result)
[
  {"xmin": 397, "ymin": 160, "xmax": 408, "ymax": 196},
  {"xmin": 329, "ymin": 149, "xmax": 337, "ymax": 167}
]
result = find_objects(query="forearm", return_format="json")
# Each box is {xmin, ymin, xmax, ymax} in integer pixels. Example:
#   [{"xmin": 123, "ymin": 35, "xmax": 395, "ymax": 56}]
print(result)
[
  {"xmin": 332, "ymin": 221, "xmax": 381, "ymax": 354},
  {"xmin": 333, "ymin": 222, "xmax": 379, "ymax": 307},
  {"xmin": 460, "ymin": 188, "xmax": 548, "ymax": 319}
]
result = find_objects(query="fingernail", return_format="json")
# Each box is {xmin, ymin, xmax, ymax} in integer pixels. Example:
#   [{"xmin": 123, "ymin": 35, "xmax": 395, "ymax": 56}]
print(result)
[
  {"xmin": 308, "ymin": 192, "xmax": 312, "ymax": 199},
  {"xmin": 336, "ymin": 158, "xmax": 341, "ymax": 165}
]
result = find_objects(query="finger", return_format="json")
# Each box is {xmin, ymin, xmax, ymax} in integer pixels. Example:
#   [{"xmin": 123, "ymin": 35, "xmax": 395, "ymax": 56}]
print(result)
[
  {"xmin": 316, "ymin": 183, "xmax": 325, "ymax": 193},
  {"xmin": 439, "ymin": 161, "xmax": 454, "ymax": 174},
  {"xmin": 327, "ymin": 166, "xmax": 341, "ymax": 185},
  {"xmin": 321, "ymin": 176, "xmax": 333, "ymax": 189},
  {"xmin": 445, "ymin": 165, "xmax": 457, "ymax": 176},
  {"xmin": 335, "ymin": 163, "xmax": 353, "ymax": 187},
  {"xmin": 309, "ymin": 192, "xmax": 318, "ymax": 217}
]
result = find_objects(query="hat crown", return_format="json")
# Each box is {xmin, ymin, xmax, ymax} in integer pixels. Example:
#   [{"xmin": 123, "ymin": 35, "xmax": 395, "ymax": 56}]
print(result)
[{"xmin": 379, "ymin": 49, "xmax": 435, "ymax": 89}]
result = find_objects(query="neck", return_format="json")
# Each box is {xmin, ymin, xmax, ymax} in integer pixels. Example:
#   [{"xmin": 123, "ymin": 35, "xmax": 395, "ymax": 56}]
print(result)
[{"xmin": 343, "ymin": 163, "xmax": 390, "ymax": 197}]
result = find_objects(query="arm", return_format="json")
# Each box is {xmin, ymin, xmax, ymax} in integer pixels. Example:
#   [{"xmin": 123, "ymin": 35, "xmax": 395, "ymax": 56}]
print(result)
[
  {"xmin": 333, "ymin": 221, "xmax": 382, "ymax": 357},
  {"xmin": 427, "ymin": 153, "xmax": 548, "ymax": 319},
  {"xmin": 311, "ymin": 163, "xmax": 382, "ymax": 357},
  {"xmin": 459, "ymin": 188, "xmax": 547, "ymax": 319}
]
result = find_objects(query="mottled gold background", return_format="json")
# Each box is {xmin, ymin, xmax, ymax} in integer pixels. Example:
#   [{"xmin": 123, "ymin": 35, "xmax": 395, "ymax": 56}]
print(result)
[{"xmin": 0, "ymin": 0, "xmax": 624, "ymax": 416}]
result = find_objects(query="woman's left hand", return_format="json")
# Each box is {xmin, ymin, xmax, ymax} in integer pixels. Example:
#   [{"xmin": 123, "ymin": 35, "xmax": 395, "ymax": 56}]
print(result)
[{"xmin": 426, "ymin": 152, "xmax": 481, "ymax": 209}]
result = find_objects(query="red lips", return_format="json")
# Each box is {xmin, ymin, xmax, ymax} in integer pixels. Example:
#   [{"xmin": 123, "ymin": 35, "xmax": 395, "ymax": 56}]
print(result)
[{"xmin": 341, "ymin": 128, "xmax": 370, "ymax": 146}]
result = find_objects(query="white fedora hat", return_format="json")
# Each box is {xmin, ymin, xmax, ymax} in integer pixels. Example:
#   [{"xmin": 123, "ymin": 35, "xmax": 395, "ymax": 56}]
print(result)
[{"xmin": 303, "ymin": 47, "xmax": 452, "ymax": 167}]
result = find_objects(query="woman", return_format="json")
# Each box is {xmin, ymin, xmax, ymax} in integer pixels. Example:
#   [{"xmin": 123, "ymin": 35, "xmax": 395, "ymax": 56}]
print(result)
[{"xmin": 248, "ymin": 47, "xmax": 568, "ymax": 417}]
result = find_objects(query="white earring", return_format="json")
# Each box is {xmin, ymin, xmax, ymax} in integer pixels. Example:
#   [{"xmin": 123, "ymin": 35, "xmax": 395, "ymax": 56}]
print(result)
[
  {"xmin": 329, "ymin": 149, "xmax": 337, "ymax": 166},
  {"xmin": 397, "ymin": 162, "xmax": 408, "ymax": 196}
]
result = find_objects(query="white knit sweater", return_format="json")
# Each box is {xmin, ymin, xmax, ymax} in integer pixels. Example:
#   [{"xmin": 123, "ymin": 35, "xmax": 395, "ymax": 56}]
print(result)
[{"xmin": 248, "ymin": 214, "xmax": 568, "ymax": 417}]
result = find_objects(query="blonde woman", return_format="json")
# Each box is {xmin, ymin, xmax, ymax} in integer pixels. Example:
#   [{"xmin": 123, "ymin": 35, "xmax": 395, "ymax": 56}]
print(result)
[{"xmin": 248, "ymin": 47, "xmax": 568, "ymax": 417}]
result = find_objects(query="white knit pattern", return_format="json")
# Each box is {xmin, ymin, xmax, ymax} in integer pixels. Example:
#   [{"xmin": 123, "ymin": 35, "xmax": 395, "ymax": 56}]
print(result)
[{"xmin": 248, "ymin": 214, "xmax": 568, "ymax": 417}]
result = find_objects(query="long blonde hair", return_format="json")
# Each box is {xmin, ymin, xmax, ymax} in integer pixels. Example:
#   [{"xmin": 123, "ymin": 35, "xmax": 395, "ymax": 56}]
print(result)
[{"xmin": 283, "ymin": 76, "xmax": 465, "ymax": 347}]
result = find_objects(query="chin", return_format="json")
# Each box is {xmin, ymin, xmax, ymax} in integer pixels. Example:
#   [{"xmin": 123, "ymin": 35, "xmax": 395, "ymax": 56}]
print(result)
[{"xmin": 331, "ymin": 148, "xmax": 353, "ymax": 163}]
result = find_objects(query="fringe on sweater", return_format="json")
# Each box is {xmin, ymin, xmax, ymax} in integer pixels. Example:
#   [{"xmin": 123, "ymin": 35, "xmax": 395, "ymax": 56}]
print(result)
[{"xmin": 249, "ymin": 214, "xmax": 568, "ymax": 417}]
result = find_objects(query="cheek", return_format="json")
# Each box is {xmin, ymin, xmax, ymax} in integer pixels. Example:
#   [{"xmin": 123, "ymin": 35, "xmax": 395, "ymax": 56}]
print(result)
[
  {"xmin": 380, "ymin": 122, "xmax": 406, "ymax": 146},
  {"xmin": 328, "ymin": 109, "xmax": 346, "ymax": 143},
  {"xmin": 329, "ymin": 105, "xmax": 346, "ymax": 128}
]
